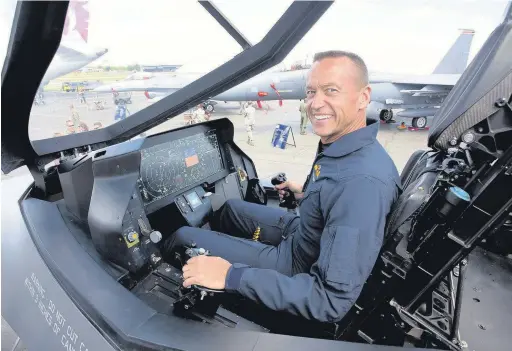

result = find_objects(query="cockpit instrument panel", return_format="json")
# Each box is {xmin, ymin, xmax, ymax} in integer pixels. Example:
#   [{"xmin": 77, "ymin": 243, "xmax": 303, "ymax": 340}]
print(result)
[{"xmin": 138, "ymin": 129, "xmax": 225, "ymax": 212}]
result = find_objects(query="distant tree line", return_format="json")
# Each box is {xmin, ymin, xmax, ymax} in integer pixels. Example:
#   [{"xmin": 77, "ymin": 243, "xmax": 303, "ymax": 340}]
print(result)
[
  {"xmin": 97, "ymin": 64, "xmax": 141, "ymax": 71},
  {"xmin": 290, "ymin": 63, "xmax": 311, "ymax": 70}
]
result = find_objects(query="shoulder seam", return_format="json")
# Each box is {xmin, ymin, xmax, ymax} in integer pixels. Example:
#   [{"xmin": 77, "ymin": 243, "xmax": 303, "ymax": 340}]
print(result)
[{"xmin": 337, "ymin": 174, "xmax": 388, "ymax": 186}]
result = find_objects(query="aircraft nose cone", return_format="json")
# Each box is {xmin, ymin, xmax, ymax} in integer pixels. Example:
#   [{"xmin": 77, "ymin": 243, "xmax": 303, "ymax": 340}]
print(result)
[
  {"xmin": 93, "ymin": 84, "xmax": 112, "ymax": 92},
  {"xmin": 96, "ymin": 48, "xmax": 108, "ymax": 57}
]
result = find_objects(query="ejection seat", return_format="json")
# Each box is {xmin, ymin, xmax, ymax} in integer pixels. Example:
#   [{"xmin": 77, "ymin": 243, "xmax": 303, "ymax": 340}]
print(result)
[
  {"xmin": 386, "ymin": 150, "xmax": 443, "ymax": 236},
  {"xmin": 323, "ymin": 148, "xmax": 446, "ymax": 342}
]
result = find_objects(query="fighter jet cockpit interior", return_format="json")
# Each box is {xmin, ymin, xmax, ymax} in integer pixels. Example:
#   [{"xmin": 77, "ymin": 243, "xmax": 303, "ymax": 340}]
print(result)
[
  {"xmin": 2, "ymin": 1, "xmax": 511, "ymax": 350},
  {"xmin": 55, "ymin": 117, "xmax": 281, "ymax": 328},
  {"xmin": 28, "ymin": 28, "xmax": 512, "ymax": 348}
]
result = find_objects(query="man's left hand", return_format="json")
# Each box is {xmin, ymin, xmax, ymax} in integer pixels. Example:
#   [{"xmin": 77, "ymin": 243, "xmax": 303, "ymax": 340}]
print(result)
[{"xmin": 182, "ymin": 256, "xmax": 232, "ymax": 290}]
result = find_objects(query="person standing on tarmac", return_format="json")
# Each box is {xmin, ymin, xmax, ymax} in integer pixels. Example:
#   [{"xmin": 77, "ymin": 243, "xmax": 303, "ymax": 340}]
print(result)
[
  {"xmin": 161, "ymin": 51, "xmax": 401, "ymax": 325},
  {"xmin": 78, "ymin": 85, "xmax": 86, "ymax": 104},
  {"xmin": 299, "ymin": 99, "xmax": 308, "ymax": 134},
  {"xmin": 244, "ymin": 101, "xmax": 256, "ymax": 145},
  {"xmin": 69, "ymin": 104, "xmax": 81, "ymax": 133},
  {"xmin": 192, "ymin": 104, "xmax": 207, "ymax": 124},
  {"xmin": 114, "ymin": 101, "xmax": 130, "ymax": 121}
]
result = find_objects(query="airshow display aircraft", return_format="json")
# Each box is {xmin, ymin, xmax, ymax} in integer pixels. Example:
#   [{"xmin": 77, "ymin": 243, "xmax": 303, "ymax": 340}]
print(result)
[
  {"xmin": 93, "ymin": 29, "xmax": 474, "ymax": 128},
  {"xmin": 39, "ymin": 0, "xmax": 108, "ymax": 89}
]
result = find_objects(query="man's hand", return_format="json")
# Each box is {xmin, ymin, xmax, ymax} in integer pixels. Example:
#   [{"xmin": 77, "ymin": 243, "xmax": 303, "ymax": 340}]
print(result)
[
  {"xmin": 182, "ymin": 256, "xmax": 232, "ymax": 290},
  {"xmin": 275, "ymin": 180, "xmax": 304, "ymax": 200}
]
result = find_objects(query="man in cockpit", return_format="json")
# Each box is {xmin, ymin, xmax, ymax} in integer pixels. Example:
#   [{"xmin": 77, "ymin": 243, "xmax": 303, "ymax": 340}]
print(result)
[{"xmin": 162, "ymin": 51, "xmax": 401, "ymax": 324}]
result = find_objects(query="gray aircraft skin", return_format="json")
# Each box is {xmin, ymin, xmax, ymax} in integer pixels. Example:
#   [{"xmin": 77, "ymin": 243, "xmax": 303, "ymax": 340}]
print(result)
[
  {"xmin": 94, "ymin": 29, "xmax": 473, "ymax": 128},
  {"xmin": 41, "ymin": 46, "xmax": 108, "ymax": 87},
  {"xmin": 3, "ymin": 1, "xmax": 512, "ymax": 351},
  {"xmin": 39, "ymin": 0, "xmax": 109, "ymax": 88}
]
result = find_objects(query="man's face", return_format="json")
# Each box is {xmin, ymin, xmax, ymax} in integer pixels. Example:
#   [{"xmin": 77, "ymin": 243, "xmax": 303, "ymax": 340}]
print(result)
[{"xmin": 305, "ymin": 57, "xmax": 371, "ymax": 143}]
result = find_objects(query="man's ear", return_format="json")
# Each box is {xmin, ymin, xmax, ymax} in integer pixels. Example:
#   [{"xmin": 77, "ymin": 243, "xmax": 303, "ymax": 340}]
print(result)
[{"xmin": 359, "ymin": 85, "xmax": 371, "ymax": 110}]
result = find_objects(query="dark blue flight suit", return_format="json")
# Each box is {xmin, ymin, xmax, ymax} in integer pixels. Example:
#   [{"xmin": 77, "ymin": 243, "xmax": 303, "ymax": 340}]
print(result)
[{"xmin": 162, "ymin": 118, "xmax": 401, "ymax": 323}]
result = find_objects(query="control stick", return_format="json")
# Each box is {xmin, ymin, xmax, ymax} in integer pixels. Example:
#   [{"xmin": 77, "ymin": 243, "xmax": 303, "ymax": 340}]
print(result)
[
  {"xmin": 271, "ymin": 173, "xmax": 298, "ymax": 210},
  {"xmin": 183, "ymin": 243, "xmax": 224, "ymax": 294},
  {"xmin": 172, "ymin": 243, "xmax": 224, "ymax": 317}
]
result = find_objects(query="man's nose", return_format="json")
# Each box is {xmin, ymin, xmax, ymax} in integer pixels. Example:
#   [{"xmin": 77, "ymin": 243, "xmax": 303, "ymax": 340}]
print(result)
[{"xmin": 309, "ymin": 92, "xmax": 325, "ymax": 111}]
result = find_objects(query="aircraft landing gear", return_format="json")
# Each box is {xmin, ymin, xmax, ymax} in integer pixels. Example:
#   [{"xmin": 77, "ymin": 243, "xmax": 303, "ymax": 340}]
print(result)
[
  {"xmin": 379, "ymin": 109, "xmax": 393, "ymax": 123},
  {"xmin": 412, "ymin": 116, "xmax": 427, "ymax": 129},
  {"xmin": 203, "ymin": 101, "xmax": 215, "ymax": 113}
]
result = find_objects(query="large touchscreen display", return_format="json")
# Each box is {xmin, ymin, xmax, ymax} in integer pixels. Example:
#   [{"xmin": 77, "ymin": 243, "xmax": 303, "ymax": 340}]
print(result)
[{"xmin": 139, "ymin": 130, "xmax": 223, "ymax": 204}]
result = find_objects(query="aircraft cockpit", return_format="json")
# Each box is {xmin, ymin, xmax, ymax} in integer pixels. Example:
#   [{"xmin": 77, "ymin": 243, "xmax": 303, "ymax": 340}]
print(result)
[
  {"xmin": 49, "ymin": 30, "xmax": 512, "ymax": 347},
  {"xmin": 2, "ymin": 1, "xmax": 512, "ymax": 350},
  {"xmin": 55, "ymin": 118, "xmax": 274, "ymax": 331}
]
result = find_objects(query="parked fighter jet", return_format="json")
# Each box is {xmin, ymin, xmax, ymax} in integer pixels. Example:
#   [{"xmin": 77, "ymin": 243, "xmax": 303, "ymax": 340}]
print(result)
[
  {"xmin": 39, "ymin": 0, "xmax": 108, "ymax": 89},
  {"xmin": 368, "ymin": 29, "xmax": 474, "ymax": 128},
  {"xmin": 93, "ymin": 29, "xmax": 473, "ymax": 128}
]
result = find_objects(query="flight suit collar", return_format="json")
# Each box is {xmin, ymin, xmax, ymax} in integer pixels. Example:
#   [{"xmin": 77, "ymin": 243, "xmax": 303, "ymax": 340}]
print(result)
[{"xmin": 319, "ymin": 118, "xmax": 378, "ymax": 158}]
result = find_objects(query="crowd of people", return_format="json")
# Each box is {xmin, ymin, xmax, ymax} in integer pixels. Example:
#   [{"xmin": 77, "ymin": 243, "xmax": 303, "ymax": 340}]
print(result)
[
  {"xmin": 49, "ymin": 91, "xmax": 312, "ymax": 145},
  {"xmin": 187, "ymin": 100, "xmax": 307, "ymax": 146}
]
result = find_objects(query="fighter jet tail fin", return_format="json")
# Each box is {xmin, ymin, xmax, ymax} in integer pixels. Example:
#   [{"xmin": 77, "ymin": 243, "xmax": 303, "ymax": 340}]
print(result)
[
  {"xmin": 432, "ymin": 29, "xmax": 474, "ymax": 74},
  {"xmin": 59, "ymin": 1, "xmax": 107, "ymax": 58},
  {"xmin": 62, "ymin": 0, "xmax": 90, "ymax": 43}
]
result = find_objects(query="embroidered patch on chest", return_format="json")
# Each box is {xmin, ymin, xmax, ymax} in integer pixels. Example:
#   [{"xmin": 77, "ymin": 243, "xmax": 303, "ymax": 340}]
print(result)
[{"xmin": 313, "ymin": 164, "xmax": 321, "ymax": 181}]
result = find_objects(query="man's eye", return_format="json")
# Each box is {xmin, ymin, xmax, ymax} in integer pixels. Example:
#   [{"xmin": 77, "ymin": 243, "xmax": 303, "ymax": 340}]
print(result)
[
  {"xmin": 326, "ymin": 88, "xmax": 338, "ymax": 93},
  {"xmin": 306, "ymin": 90, "xmax": 315, "ymax": 95}
]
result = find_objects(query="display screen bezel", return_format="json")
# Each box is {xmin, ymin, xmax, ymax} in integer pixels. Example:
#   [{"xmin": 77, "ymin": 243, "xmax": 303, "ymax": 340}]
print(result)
[
  {"xmin": 185, "ymin": 191, "xmax": 202, "ymax": 209},
  {"xmin": 138, "ymin": 124, "xmax": 230, "ymax": 214}
]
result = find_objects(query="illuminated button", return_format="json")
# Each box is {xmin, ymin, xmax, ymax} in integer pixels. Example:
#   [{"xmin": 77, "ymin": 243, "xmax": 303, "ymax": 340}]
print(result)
[{"xmin": 127, "ymin": 232, "xmax": 139, "ymax": 242}]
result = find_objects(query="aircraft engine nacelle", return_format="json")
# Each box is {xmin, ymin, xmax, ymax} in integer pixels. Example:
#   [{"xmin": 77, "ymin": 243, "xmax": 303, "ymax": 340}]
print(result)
[{"xmin": 368, "ymin": 101, "xmax": 393, "ymax": 122}]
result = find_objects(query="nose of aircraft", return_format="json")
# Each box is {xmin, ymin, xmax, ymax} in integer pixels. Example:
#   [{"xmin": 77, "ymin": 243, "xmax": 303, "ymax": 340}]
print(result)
[
  {"xmin": 93, "ymin": 80, "xmax": 138, "ymax": 93},
  {"xmin": 93, "ymin": 83, "xmax": 113, "ymax": 92},
  {"xmin": 96, "ymin": 48, "xmax": 108, "ymax": 57}
]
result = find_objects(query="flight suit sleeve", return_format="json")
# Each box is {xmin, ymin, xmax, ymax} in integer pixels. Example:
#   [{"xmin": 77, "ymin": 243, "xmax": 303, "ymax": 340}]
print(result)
[{"xmin": 224, "ymin": 176, "xmax": 393, "ymax": 323}]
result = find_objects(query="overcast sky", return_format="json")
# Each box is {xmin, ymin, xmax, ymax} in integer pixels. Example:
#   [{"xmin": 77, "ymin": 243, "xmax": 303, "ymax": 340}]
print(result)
[{"xmin": 1, "ymin": 0, "xmax": 510, "ymax": 74}]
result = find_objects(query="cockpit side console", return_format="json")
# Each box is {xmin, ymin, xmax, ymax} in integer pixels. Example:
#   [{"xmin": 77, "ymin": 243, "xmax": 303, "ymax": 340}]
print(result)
[
  {"xmin": 57, "ymin": 119, "xmax": 260, "ymax": 275},
  {"xmin": 87, "ymin": 149, "xmax": 162, "ymax": 274}
]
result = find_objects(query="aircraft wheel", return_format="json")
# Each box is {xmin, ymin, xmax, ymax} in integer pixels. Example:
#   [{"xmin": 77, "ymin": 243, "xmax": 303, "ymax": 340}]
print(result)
[
  {"xmin": 205, "ymin": 102, "xmax": 215, "ymax": 113},
  {"xmin": 412, "ymin": 116, "xmax": 427, "ymax": 129},
  {"xmin": 380, "ymin": 109, "xmax": 393, "ymax": 122}
]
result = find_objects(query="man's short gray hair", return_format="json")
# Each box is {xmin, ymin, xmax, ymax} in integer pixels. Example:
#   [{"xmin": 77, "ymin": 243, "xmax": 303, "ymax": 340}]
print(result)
[{"xmin": 313, "ymin": 50, "xmax": 369, "ymax": 86}]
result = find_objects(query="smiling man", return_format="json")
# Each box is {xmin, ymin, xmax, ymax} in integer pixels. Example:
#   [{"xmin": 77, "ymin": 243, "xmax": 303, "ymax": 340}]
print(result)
[
  {"xmin": 162, "ymin": 51, "xmax": 401, "ymax": 325},
  {"xmin": 306, "ymin": 51, "xmax": 369, "ymax": 144}
]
